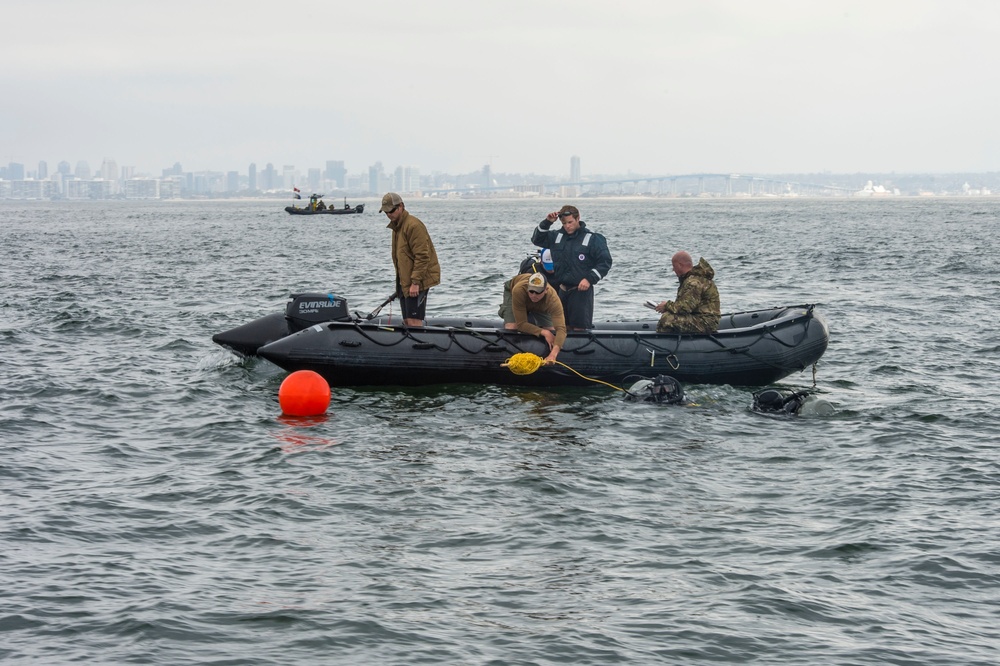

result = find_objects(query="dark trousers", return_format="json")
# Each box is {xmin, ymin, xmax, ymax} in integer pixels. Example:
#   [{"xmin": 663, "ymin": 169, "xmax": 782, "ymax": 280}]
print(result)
[
  {"xmin": 398, "ymin": 289, "xmax": 429, "ymax": 320},
  {"xmin": 559, "ymin": 285, "xmax": 594, "ymax": 329}
]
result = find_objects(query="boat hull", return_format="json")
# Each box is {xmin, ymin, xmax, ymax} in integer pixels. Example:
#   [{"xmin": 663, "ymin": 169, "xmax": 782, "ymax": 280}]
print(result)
[
  {"xmin": 284, "ymin": 204, "xmax": 364, "ymax": 215},
  {"xmin": 250, "ymin": 306, "xmax": 829, "ymax": 388}
]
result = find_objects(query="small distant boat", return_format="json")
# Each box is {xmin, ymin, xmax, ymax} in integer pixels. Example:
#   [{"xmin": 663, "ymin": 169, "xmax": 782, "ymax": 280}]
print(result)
[{"xmin": 285, "ymin": 195, "xmax": 365, "ymax": 215}]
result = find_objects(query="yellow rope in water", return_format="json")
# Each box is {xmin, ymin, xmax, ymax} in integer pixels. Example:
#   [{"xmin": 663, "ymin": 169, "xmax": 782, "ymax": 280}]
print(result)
[{"xmin": 501, "ymin": 352, "xmax": 627, "ymax": 393}]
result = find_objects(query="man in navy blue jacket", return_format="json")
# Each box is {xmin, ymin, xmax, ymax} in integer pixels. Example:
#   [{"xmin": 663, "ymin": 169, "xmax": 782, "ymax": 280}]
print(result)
[{"xmin": 531, "ymin": 205, "xmax": 613, "ymax": 329}]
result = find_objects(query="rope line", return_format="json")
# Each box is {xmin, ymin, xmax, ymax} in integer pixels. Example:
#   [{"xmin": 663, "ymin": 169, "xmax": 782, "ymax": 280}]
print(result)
[{"xmin": 501, "ymin": 352, "xmax": 628, "ymax": 393}]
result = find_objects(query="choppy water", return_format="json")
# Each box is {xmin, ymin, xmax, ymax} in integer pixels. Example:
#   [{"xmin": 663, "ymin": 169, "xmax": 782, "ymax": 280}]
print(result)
[{"xmin": 2, "ymin": 197, "xmax": 999, "ymax": 665}]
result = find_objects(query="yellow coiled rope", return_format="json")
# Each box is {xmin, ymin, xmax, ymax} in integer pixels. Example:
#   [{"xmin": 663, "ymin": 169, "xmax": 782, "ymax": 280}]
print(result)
[
  {"xmin": 501, "ymin": 352, "xmax": 627, "ymax": 393},
  {"xmin": 502, "ymin": 352, "xmax": 544, "ymax": 375}
]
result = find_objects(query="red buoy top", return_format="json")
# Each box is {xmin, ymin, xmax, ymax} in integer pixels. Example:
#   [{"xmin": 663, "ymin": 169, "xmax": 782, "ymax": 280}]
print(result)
[{"xmin": 278, "ymin": 370, "xmax": 331, "ymax": 416}]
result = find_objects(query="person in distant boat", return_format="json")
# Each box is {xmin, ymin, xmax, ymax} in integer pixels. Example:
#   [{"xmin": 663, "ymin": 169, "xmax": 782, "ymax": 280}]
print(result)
[
  {"xmin": 316, "ymin": 199, "xmax": 326, "ymax": 211},
  {"xmin": 502, "ymin": 272, "xmax": 566, "ymax": 365},
  {"xmin": 531, "ymin": 205, "xmax": 613, "ymax": 330},
  {"xmin": 380, "ymin": 192, "xmax": 441, "ymax": 327},
  {"xmin": 654, "ymin": 251, "xmax": 721, "ymax": 334}
]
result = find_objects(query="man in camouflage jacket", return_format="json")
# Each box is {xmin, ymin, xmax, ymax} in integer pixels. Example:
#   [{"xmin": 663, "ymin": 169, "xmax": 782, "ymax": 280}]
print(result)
[{"xmin": 655, "ymin": 251, "xmax": 721, "ymax": 334}]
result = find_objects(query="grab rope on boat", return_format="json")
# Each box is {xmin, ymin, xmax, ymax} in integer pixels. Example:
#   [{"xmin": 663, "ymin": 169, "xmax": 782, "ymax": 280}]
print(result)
[{"xmin": 501, "ymin": 352, "xmax": 627, "ymax": 393}]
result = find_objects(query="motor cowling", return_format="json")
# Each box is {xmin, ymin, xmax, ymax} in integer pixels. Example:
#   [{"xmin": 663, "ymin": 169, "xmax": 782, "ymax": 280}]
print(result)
[{"xmin": 285, "ymin": 293, "xmax": 351, "ymax": 329}]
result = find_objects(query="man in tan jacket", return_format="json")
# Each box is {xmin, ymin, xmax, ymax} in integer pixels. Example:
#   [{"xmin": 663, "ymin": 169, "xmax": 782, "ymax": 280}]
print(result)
[
  {"xmin": 380, "ymin": 192, "xmax": 441, "ymax": 327},
  {"xmin": 503, "ymin": 272, "xmax": 567, "ymax": 365}
]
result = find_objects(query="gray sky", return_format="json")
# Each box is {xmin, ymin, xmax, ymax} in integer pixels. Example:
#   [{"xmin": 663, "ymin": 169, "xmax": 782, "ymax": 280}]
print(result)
[{"xmin": 3, "ymin": 0, "xmax": 998, "ymax": 177}]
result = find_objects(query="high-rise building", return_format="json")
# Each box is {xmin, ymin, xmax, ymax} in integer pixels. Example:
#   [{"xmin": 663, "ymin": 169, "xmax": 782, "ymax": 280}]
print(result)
[
  {"xmin": 248, "ymin": 163, "xmax": 257, "ymax": 191},
  {"xmin": 281, "ymin": 165, "xmax": 296, "ymax": 191},
  {"xmin": 393, "ymin": 165, "xmax": 420, "ymax": 193},
  {"xmin": 227, "ymin": 171, "xmax": 240, "ymax": 193},
  {"xmin": 570, "ymin": 155, "xmax": 581, "ymax": 182},
  {"xmin": 7, "ymin": 162, "xmax": 25, "ymax": 180},
  {"xmin": 161, "ymin": 162, "xmax": 183, "ymax": 178},
  {"xmin": 308, "ymin": 168, "xmax": 321, "ymax": 191},
  {"xmin": 57, "ymin": 161, "xmax": 71, "ymax": 176},
  {"xmin": 38, "ymin": 161, "xmax": 48, "ymax": 180},
  {"xmin": 75, "ymin": 161, "xmax": 91, "ymax": 179},
  {"xmin": 368, "ymin": 162, "xmax": 384, "ymax": 195},
  {"xmin": 101, "ymin": 158, "xmax": 118, "ymax": 182},
  {"xmin": 325, "ymin": 160, "xmax": 346, "ymax": 188},
  {"xmin": 261, "ymin": 163, "xmax": 275, "ymax": 190},
  {"xmin": 124, "ymin": 179, "xmax": 160, "ymax": 199},
  {"xmin": 100, "ymin": 158, "xmax": 119, "ymax": 194}
]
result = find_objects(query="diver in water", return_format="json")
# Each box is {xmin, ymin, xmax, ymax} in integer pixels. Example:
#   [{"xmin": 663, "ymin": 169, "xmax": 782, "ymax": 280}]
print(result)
[
  {"xmin": 751, "ymin": 388, "xmax": 834, "ymax": 416},
  {"xmin": 624, "ymin": 374, "xmax": 686, "ymax": 405}
]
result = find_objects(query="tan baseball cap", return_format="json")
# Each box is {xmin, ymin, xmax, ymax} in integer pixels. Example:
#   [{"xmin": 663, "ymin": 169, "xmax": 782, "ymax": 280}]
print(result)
[
  {"xmin": 527, "ymin": 273, "xmax": 547, "ymax": 293},
  {"xmin": 379, "ymin": 192, "xmax": 403, "ymax": 213}
]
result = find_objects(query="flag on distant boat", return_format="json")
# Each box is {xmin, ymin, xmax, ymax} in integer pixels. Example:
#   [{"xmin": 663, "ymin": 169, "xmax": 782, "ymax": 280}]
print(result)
[
  {"xmin": 293, "ymin": 186, "xmax": 301, "ymax": 199},
  {"xmin": 293, "ymin": 187, "xmax": 300, "ymax": 192},
  {"xmin": 293, "ymin": 192, "xmax": 301, "ymax": 199}
]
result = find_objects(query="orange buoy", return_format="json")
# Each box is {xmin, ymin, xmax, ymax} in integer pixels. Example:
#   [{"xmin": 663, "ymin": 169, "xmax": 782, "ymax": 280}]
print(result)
[{"xmin": 278, "ymin": 370, "xmax": 331, "ymax": 416}]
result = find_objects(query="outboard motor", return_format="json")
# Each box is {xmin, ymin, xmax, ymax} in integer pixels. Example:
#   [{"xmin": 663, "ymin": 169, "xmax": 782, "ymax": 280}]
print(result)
[
  {"xmin": 625, "ymin": 374, "xmax": 685, "ymax": 405},
  {"xmin": 285, "ymin": 293, "xmax": 351, "ymax": 328},
  {"xmin": 751, "ymin": 388, "xmax": 834, "ymax": 416},
  {"xmin": 213, "ymin": 293, "xmax": 352, "ymax": 357}
]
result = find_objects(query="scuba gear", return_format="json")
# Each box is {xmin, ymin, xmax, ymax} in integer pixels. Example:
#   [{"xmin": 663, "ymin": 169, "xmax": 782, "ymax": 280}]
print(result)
[
  {"xmin": 751, "ymin": 388, "xmax": 834, "ymax": 416},
  {"xmin": 624, "ymin": 374, "xmax": 685, "ymax": 405}
]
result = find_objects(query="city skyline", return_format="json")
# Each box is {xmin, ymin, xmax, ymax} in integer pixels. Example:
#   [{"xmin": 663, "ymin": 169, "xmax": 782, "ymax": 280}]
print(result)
[
  {"xmin": 3, "ymin": 150, "xmax": 997, "ymax": 200},
  {"xmin": 3, "ymin": 2, "xmax": 999, "ymax": 178},
  {"xmin": 7, "ymin": 152, "xmax": 1000, "ymax": 185},
  {"xmin": 3, "ymin": 154, "xmax": 600, "ymax": 188}
]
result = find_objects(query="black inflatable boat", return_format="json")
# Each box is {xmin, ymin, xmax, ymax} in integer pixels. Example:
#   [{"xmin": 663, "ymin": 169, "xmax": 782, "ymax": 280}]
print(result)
[{"xmin": 214, "ymin": 294, "xmax": 829, "ymax": 388}]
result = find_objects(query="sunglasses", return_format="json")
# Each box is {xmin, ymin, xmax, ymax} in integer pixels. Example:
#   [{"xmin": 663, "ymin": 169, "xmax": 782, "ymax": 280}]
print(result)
[
  {"xmin": 558, "ymin": 211, "xmax": 575, "ymax": 218},
  {"xmin": 385, "ymin": 205, "xmax": 399, "ymax": 214}
]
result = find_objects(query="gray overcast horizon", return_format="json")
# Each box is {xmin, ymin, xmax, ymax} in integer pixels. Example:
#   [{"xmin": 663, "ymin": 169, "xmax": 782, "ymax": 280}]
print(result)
[{"xmin": 3, "ymin": 0, "xmax": 998, "ymax": 177}]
